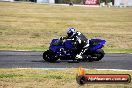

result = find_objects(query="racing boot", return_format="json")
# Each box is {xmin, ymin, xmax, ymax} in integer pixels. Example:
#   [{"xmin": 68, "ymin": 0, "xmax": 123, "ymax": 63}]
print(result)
[{"xmin": 76, "ymin": 54, "xmax": 83, "ymax": 59}]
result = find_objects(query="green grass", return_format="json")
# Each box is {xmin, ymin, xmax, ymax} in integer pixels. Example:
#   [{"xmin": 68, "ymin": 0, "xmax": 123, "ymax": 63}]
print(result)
[
  {"xmin": 0, "ymin": 69, "xmax": 131, "ymax": 88},
  {"xmin": 104, "ymin": 48, "xmax": 132, "ymax": 53},
  {"xmin": 0, "ymin": 2, "xmax": 132, "ymax": 53}
]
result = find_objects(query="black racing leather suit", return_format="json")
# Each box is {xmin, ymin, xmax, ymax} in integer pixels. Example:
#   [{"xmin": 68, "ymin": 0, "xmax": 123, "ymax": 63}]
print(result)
[{"xmin": 61, "ymin": 31, "xmax": 89, "ymax": 55}]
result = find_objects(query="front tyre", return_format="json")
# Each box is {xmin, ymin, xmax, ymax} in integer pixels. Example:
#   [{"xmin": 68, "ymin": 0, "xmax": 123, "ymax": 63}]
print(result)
[
  {"xmin": 43, "ymin": 50, "xmax": 50, "ymax": 62},
  {"xmin": 43, "ymin": 50, "xmax": 58, "ymax": 63}
]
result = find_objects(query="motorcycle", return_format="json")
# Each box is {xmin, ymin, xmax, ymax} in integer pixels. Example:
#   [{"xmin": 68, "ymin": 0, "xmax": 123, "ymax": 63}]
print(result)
[{"xmin": 43, "ymin": 38, "xmax": 106, "ymax": 63}]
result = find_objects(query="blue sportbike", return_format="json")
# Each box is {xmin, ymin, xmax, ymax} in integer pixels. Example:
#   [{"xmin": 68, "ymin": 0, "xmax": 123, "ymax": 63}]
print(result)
[{"xmin": 43, "ymin": 38, "xmax": 106, "ymax": 63}]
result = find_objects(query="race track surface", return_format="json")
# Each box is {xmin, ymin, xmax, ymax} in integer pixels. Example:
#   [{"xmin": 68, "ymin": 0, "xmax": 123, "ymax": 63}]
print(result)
[{"xmin": 0, "ymin": 51, "xmax": 132, "ymax": 70}]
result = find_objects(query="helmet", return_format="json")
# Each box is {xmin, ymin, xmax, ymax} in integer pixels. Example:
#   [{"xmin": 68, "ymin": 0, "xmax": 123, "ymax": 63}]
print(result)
[{"xmin": 67, "ymin": 28, "xmax": 76, "ymax": 37}]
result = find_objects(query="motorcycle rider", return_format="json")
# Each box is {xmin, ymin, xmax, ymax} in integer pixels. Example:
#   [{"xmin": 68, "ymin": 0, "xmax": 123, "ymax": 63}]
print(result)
[{"xmin": 60, "ymin": 28, "xmax": 89, "ymax": 59}]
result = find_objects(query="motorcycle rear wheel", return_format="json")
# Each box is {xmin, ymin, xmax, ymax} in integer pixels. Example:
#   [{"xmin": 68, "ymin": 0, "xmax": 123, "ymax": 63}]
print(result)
[{"xmin": 92, "ymin": 49, "xmax": 105, "ymax": 61}]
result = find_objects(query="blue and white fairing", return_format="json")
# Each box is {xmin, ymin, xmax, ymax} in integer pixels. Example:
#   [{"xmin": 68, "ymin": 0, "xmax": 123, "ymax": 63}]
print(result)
[
  {"xmin": 49, "ymin": 38, "xmax": 106, "ymax": 56},
  {"xmin": 89, "ymin": 39, "xmax": 106, "ymax": 52}
]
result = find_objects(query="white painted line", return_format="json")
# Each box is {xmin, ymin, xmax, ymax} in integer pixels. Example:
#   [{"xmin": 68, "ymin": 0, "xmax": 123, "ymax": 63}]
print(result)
[
  {"xmin": 92, "ymin": 69, "xmax": 132, "ymax": 71},
  {"xmin": 17, "ymin": 68, "xmax": 132, "ymax": 71}
]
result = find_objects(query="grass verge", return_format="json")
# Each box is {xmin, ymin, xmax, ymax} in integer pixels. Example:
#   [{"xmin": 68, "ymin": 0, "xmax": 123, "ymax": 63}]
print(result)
[
  {"xmin": 0, "ymin": 2, "xmax": 132, "ymax": 53},
  {"xmin": 0, "ymin": 69, "xmax": 131, "ymax": 88}
]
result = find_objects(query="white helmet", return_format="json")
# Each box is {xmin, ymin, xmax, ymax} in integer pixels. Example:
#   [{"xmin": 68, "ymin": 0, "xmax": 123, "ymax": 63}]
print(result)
[{"xmin": 67, "ymin": 28, "xmax": 76, "ymax": 37}]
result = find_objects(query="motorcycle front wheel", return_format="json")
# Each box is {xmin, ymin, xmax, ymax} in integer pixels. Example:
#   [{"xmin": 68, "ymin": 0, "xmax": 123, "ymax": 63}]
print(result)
[{"xmin": 43, "ymin": 50, "xmax": 58, "ymax": 63}]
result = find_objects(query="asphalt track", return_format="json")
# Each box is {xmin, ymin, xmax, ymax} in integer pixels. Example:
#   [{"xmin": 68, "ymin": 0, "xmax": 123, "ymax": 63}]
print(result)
[{"xmin": 0, "ymin": 50, "xmax": 132, "ymax": 70}]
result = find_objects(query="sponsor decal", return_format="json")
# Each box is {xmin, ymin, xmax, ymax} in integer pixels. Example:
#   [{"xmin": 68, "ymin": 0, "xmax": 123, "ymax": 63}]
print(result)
[{"xmin": 85, "ymin": 0, "xmax": 98, "ymax": 5}]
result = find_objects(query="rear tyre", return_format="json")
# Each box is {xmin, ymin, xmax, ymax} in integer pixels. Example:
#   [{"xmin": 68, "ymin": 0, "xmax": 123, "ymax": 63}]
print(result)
[
  {"xmin": 93, "ymin": 49, "xmax": 105, "ymax": 61},
  {"xmin": 43, "ymin": 50, "xmax": 58, "ymax": 63},
  {"xmin": 82, "ymin": 55, "xmax": 94, "ymax": 62}
]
